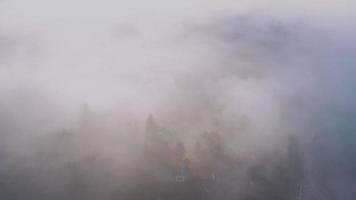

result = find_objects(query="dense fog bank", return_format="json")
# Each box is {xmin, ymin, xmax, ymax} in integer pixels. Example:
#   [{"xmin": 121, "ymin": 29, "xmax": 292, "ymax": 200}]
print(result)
[{"xmin": 1, "ymin": 1, "xmax": 356, "ymax": 199}]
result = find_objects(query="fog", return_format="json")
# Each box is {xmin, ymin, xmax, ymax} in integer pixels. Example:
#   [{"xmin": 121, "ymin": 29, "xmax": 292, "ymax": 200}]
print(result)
[{"xmin": 0, "ymin": 0, "xmax": 356, "ymax": 200}]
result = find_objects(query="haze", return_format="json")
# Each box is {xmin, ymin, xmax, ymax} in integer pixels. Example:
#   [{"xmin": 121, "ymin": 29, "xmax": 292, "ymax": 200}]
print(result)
[{"xmin": 0, "ymin": 0, "xmax": 356, "ymax": 200}]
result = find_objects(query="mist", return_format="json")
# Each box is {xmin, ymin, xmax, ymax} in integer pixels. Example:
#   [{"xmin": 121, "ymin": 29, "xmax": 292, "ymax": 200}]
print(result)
[{"xmin": 0, "ymin": 0, "xmax": 356, "ymax": 200}]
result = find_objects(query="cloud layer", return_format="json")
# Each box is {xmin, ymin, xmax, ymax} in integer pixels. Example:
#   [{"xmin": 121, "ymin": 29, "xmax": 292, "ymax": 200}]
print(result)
[{"xmin": 0, "ymin": 0, "xmax": 356, "ymax": 199}]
